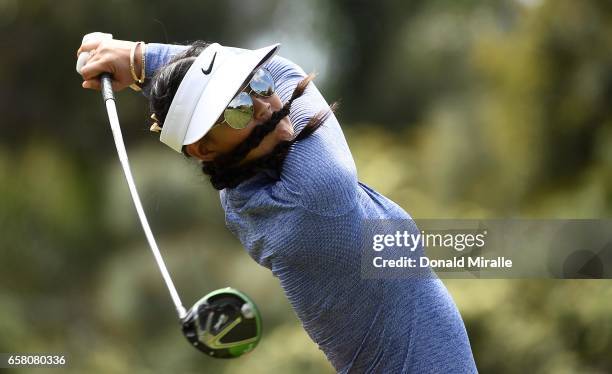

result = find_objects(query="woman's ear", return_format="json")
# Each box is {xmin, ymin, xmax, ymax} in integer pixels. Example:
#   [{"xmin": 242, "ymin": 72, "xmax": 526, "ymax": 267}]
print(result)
[{"xmin": 185, "ymin": 141, "xmax": 217, "ymax": 161}]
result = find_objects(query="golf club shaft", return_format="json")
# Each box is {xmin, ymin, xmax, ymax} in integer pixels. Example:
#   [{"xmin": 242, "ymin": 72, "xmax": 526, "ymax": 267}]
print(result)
[{"xmin": 100, "ymin": 74, "xmax": 187, "ymax": 319}]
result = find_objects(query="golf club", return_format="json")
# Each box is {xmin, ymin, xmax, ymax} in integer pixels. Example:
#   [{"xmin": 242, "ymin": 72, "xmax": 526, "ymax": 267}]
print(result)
[{"xmin": 76, "ymin": 32, "xmax": 262, "ymax": 358}]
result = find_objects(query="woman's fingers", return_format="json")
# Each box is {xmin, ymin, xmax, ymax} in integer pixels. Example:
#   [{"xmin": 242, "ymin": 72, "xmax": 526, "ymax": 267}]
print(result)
[
  {"xmin": 82, "ymin": 78, "xmax": 123, "ymax": 92},
  {"xmin": 82, "ymin": 79, "xmax": 100, "ymax": 90},
  {"xmin": 79, "ymin": 58, "xmax": 112, "ymax": 81},
  {"xmin": 76, "ymin": 39, "xmax": 102, "ymax": 57}
]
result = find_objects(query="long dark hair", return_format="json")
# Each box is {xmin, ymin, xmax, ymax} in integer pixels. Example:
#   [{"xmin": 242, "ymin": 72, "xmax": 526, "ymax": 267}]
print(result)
[{"xmin": 149, "ymin": 41, "xmax": 336, "ymax": 190}]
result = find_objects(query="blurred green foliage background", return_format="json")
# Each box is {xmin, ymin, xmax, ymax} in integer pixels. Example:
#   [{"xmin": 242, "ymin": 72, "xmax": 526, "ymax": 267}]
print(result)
[{"xmin": 1, "ymin": 0, "xmax": 611, "ymax": 373}]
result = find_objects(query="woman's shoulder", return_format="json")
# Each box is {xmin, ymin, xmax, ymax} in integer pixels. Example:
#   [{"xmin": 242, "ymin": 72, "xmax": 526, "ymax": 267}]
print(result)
[
  {"xmin": 221, "ymin": 151, "xmax": 358, "ymax": 219},
  {"xmin": 278, "ymin": 124, "xmax": 359, "ymax": 217}
]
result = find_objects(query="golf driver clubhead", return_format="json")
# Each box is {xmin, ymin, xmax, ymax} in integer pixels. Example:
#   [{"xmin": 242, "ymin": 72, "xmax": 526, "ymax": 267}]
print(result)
[
  {"xmin": 182, "ymin": 288, "xmax": 262, "ymax": 358},
  {"xmin": 77, "ymin": 32, "xmax": 262, "ymax": 358}
]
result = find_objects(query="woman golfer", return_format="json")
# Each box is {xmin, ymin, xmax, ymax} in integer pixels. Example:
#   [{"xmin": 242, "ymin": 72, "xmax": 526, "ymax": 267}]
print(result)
[{"xmin": 78, "ymin": 39, "xmax": 477, "ymax": 373}]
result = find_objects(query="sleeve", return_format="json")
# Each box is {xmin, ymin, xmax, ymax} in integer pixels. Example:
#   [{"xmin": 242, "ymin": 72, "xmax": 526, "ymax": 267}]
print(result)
[
  {"xmin": 141, "ymin": 43, "xmax": 189, "ymax": 96},
  {"xmin": 264, "ymin": 56, "xmax": 359, "ymax": 216},
  {"xmin": 262, "ymin": 55, "xmax": 309, "ymax": 105}
]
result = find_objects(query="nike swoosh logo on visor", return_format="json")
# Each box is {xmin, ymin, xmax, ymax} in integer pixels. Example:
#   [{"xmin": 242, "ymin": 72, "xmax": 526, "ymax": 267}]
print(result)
[{"xmin": 201, "ymin": 52, "xmax": 217, "ymax": 75}]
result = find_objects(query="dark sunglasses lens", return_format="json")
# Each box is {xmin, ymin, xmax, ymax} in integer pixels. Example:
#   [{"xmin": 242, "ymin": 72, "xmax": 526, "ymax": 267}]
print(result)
[
  {"xmin": 224, "ymin": 92, "xmax": 254, "ymax": 129},
  {"xmin": 249, "ymin": 69, "xmax": 275, "ymax": 97}
]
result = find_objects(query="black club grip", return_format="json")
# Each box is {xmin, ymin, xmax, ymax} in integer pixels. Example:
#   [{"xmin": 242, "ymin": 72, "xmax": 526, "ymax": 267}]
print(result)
[{"xmin": 100, "ymin": 73, "xmax": 115, "ymax": 102}]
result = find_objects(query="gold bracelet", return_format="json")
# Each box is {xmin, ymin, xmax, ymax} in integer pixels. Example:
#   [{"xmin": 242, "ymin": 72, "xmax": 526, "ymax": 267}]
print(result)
[
  {"xmin": 140, "ymin": 42, "xmax": 147, "ymax": 83},
  {"xmin": 130, "ymin": 41, "xmax": 145, "ymax": 84}
]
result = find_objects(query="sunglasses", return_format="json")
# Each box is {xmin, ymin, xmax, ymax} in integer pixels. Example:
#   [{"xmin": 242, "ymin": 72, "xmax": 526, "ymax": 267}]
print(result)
[{"xmin": 213, "ymin": 68, "xmax": 276, "ymax": 130}]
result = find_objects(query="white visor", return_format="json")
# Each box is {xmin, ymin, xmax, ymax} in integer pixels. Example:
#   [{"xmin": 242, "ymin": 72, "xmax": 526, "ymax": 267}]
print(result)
[{"xmin": 160, "ymin": 43, "xmax": 280, "ymax": 152}]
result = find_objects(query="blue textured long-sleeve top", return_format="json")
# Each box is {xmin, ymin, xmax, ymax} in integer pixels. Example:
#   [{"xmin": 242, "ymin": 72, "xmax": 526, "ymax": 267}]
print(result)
[{"xmin": 144, "ymin": 43, "xmax": 477, "ymax": 373}]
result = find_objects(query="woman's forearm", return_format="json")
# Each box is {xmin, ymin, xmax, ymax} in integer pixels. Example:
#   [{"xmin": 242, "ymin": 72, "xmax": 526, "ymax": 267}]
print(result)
[
  {"xmin": 144, "ymin": 43, "xmax": 189, "ymax": 79},
  {"xmin": 141, "ymin": 43, "xmax": 189, "ymax": 97}
]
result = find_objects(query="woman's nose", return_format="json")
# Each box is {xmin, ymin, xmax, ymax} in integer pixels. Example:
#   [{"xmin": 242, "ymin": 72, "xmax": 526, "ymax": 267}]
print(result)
[{"xmin": 252, "ymin": 96, "xmax": 272, "ymax": 122}]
